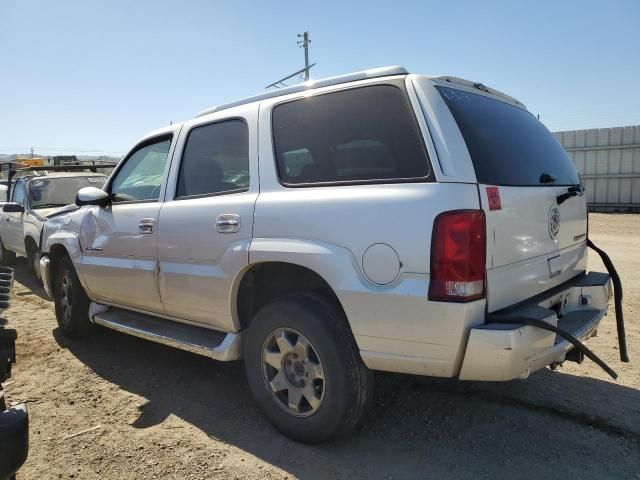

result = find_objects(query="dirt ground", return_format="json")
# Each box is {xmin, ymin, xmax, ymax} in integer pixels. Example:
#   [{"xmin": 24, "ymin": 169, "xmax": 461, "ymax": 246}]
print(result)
[{"xmin": 3, "ymin": 213, "xmax": 639, "ymax": 479}]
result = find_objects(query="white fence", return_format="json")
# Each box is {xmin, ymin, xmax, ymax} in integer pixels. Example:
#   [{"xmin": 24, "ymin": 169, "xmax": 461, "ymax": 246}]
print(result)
[{"xmin": 553, "ymin": 125, "xmax": 640, "ymax": 211}]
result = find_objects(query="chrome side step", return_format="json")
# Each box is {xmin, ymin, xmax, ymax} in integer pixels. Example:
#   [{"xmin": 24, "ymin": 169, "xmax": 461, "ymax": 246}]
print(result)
[{"xmin": 90, "ymin": 304, "xmax": 241, "ymax": 361}]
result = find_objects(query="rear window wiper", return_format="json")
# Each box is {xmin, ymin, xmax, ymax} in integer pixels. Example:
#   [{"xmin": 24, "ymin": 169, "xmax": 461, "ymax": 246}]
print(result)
[
  {"xmin": 557, "ymin": 185, "xmax": 584, "ymax": 205},
  {"xmin": 539, "ymin": 173, "xmax": 557, "ymax": 184}
]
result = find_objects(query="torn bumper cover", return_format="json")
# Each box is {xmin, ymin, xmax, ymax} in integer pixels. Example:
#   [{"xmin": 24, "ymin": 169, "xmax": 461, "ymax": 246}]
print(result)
[
  {"xmin": 40, "ymin": 255, "xmax": 53, "ymax": 299},
  {"xmin": 459, "ymin": 271, "xmax": 613, "ymax": 381}
]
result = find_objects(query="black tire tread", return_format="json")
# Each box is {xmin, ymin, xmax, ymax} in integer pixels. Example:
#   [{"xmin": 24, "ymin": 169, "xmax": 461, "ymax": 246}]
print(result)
[
  {"xmin": 26, "ymin": 239, "xmax": 41, "ymax": 280},
  {"xmin": 54, "ymin": 255, "xmax": 92, "ymax": 338},
  {"xmin": 244, "ymin": 292, "xmax": 373, "ymax": 443}
]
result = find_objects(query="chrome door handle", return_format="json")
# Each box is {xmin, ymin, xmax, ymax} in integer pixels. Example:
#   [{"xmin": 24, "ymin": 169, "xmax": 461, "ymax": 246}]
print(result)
[
  {"xmin": 216, "ymin": 214, "xmax": 240, "ymax": 233},
  {"xmin": 139, "ymin": 218, "xmax": 155, "ymax": 234}
]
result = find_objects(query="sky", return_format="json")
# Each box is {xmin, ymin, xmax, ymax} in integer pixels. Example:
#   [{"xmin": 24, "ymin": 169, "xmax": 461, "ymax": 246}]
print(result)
[{"xmin": 1, "ymin": 0, "xmax": 639, "ymax": 156}]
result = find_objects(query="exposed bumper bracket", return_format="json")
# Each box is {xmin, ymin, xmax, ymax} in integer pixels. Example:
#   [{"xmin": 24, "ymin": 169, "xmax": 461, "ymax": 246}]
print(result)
[{"xmin": 588, "ymin": 238, "xmax": 628, "ymax": 363}]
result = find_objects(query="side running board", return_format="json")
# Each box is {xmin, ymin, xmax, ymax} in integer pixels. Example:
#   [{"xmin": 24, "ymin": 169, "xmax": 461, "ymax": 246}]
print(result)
[{"xmin": 90, "ymin": 304, "xmax": 242, "ymax": 361}]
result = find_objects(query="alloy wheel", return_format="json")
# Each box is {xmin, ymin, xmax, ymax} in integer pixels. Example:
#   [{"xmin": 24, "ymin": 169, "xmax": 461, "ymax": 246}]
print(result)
[{"xmin": 261, "ymin": 328, "xmax": 325, "ymax": 417}]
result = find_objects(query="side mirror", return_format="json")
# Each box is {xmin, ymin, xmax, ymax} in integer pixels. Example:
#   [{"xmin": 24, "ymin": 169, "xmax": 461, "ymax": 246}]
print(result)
[
  {"xmin": 76, "ymin": 187, "xmax": 110, "ymax": 207},
  {"xmin": 2, "ymin": 202, "xmax": 24, "ymax": 213}
]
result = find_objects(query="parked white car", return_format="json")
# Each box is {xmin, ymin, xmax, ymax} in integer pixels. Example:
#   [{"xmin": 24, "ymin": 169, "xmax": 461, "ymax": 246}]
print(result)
[
  {"xmin": 39, "ymin": 67, "xmax": 616, "ymax": 442},
  {"xmin": 0, "ymin": 172, "xmax": 107, "ymax": 277}
]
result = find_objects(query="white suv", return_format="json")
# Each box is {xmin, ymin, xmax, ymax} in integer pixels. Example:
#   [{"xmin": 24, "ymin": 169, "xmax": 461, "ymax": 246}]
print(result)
[{"xmin": 39, "ymin": 67, "xmax": 615, "ymax": 443}]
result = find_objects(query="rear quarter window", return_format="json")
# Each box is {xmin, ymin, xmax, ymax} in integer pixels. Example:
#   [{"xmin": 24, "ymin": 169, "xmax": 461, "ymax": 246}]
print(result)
[
  {"xmin": 272, "ymin": 84, "xmax": 432, "ymax": 186},
  {"xmin": 438, "ymin": 86, "xmax": 580, "ymax": 186}
]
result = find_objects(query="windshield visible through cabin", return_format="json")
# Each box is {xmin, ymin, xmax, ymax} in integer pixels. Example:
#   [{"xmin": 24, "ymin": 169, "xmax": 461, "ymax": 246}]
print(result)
[{"xmin": 28, "ymin": 176, "xmax": 106, "ymax": 209}]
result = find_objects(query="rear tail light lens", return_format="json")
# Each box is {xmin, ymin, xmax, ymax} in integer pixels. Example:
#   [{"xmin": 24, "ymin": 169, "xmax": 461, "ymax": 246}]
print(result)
[{"xmin": 429, "ymin": 210, "xmax": 486, "ymax": 302}]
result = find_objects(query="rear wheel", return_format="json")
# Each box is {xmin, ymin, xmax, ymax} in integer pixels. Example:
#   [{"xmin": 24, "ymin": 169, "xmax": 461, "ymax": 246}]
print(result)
[
  {"xmin": 0, "ymin": 239, "xmax": 15, "ymax": 266},
  {"xmin": 54, "ymin": 256, "xmax": 91, "ymax": 338},
  {"xmin": 244, "ymin": 293, "xmax": 374, "ymax": 443}
]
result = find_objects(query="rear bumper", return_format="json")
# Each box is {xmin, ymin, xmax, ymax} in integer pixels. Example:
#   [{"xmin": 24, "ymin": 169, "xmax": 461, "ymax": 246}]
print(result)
[
  {"xmin": 459, "ymin": 271, "xmax": 612, "ymax": 381},
  {"xmin": 0, "ymin": 403, "xmax": 29, "ymax": 478}
]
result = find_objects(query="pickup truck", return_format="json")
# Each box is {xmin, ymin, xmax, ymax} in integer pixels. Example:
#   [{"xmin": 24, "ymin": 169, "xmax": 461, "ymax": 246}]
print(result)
[
  {"xmin": 0, "ymin": 172, "xmax": 107, "ymax": 278},
  {"xmin": 39, "ymin": 67, "xmax": 623, "ymax": 443}
]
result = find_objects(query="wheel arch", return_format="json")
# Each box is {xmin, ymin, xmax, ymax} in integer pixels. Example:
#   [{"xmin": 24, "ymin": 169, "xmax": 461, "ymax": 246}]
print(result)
[
  {"xmin": 232, "ymin": 238, "xmax": 370, "ymax": 333},
  {"xmin": 234, "ymin": 261, "xmax": 348, "ymax": 331},
  {"xmin": 43, "ymin": 232, "xmax": 83, "ymax": 293},
  {"xmin": 46, "ymin": 243, "xmax": 71, "ymax": 290},
  {"xmin": 24, "ymin": 235, "xmax": 38, "ymax": 253}
]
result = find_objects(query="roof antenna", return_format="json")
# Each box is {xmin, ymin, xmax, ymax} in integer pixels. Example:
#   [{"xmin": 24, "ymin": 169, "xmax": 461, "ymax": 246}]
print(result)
[{"xmin": 265, "ymin": 31, "xmax": 316, "ymax": 89}]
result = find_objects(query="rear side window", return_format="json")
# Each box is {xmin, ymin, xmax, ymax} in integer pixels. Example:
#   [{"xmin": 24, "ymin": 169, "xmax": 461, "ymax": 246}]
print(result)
[
  {"xmin": 438, "ymin": 86, "xmax": 579, "ymax": 186},
  {"xmin": 272, "ymin": 85, "xmax": 431, "ymax": 185},
  {"xmin": 177, "ymin": 120, "xmax": 249, "ymax": 198}
]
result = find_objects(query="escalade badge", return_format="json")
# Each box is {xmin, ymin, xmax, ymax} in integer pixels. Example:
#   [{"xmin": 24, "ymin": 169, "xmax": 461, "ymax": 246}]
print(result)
[{"xmin": 549, "ymin": 206, "xmax": 561, "ymax": 239}]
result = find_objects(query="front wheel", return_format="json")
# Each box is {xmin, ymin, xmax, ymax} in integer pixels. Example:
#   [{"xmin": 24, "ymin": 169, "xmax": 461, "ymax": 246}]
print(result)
[
  {"xmin": 26, "ymin": 243, "xmax": 41, "ymax": 281},
  {"xmin": 53, "ymin": 256, "xmax": 92, "ymax": 338},
  {"xmin": 244, "ymin": 293, "xmax": 374, "ymax": 443}
]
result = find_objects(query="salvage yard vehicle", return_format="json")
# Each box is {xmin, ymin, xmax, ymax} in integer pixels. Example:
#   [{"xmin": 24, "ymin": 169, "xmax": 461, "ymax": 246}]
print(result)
[
  {"xmin": 0, "ymin": 166, "xmax": 109, "ymax": 278},
  {"xmin": 38, "ymin": 67, "xmax": 627, "ymax": 443}
]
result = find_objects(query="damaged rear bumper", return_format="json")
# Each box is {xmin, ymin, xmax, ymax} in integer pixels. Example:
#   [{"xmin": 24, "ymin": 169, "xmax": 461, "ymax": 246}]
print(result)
[{"xmin": 459, "ymin": 272, "xmax": 612, "ymax": 381}]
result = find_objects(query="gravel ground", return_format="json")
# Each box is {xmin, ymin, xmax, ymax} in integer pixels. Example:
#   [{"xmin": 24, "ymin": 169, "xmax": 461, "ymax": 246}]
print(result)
[{"xmin": 3, "ymin": 213, "xmax": 640, "ymax": 479}]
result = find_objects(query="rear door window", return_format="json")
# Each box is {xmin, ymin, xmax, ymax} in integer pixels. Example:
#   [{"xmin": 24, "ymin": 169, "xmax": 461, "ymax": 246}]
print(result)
[
  {"xmin": 272, "ymin": 84, "xmax": 431, "ymax": 185},
  {"xmin": 176, "ymin": 119, "xmax": 249, "ymax": 198},
  {"xmin": 437, "ymin": 86, "xmax": 579, "ymax": 186}
]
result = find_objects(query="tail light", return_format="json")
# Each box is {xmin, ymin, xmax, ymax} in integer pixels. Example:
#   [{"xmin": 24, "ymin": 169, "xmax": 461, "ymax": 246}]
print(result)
[{"xmin": 429, "ymin": 210, "xmax": 486, "ymax": 302}]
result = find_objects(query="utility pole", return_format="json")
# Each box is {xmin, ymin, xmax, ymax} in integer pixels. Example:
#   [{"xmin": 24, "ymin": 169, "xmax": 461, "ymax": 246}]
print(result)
[
  {"xmin": 297, "ymin": 31, "xmax": 311, "ymax": 81},
  {"xmin": 265, "ymin": 32, "xmax": 316, "ymax": 89}
]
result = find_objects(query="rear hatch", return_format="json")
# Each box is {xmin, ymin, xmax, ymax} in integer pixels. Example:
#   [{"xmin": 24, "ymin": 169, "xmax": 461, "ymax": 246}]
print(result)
[{"xmin": 437, "ymin": 85, "xmax": 588, "ymax": 312}]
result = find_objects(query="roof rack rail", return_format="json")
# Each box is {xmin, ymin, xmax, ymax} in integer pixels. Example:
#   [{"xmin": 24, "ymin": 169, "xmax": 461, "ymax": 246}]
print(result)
[
  {"xmin": 197, "ymin": 66, "xmax": 408, "ymax": 117},
  {"xmin": 8, "ymin": 163, "xmax": 117, "ymax": 173}
]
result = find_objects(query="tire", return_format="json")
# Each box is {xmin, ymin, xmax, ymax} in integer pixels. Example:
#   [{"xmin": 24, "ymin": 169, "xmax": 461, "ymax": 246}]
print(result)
[
  {"xmin": 0, "ymin": 239, "xmax": 15, "ymax": 266},
  {"xmin": 244, "ymin": 293, "xmax": 374, "ymax": 443},
  {"xmin": 26, "ymin": 241, "xmax": 41, "ymax": 281},
  {"xmin": 53, "ymin": 255, "xmax": 92, "ymax": 338}
]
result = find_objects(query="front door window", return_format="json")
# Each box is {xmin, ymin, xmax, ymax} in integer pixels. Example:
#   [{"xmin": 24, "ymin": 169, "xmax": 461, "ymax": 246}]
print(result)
[{"xmin": 110, "ymin": 138, "xmax": 171, "ymax": 202}]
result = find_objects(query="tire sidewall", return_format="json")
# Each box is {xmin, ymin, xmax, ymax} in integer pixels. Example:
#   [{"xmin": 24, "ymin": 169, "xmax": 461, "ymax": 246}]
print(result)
[
  {"xmin": 244, "ymin": 294, "xmax": 362, "ymax": 443},
  {"xmin": 27, "ymin": 244, "xmax": 41, "ymax": 281},
  {"xmin": 54, "ymin": 257, "xmax": 90, "ymax": 336}
]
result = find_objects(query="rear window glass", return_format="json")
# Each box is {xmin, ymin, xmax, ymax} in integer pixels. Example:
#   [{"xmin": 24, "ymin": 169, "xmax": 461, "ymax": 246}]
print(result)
[
  {"xmin": 272, "ymin": 85, "xmax": 431, "ymax": 185},
  {"xmin": 437, "ymin": 86, "xmax": 579, "ymax": 186}
]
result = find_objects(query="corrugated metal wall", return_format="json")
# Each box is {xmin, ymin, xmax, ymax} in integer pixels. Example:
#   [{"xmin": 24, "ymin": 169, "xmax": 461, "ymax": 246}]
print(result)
[{"xmin": 553, "ymin": 125, "xmax": 640, "ymax": 211}]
